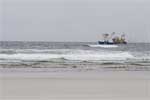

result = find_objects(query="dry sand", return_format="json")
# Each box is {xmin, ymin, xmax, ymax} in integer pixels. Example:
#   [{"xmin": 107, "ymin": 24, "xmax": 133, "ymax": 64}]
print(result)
[{"xmin": 0, "ymin": 71, "xmax": 150, "ymax": 100}]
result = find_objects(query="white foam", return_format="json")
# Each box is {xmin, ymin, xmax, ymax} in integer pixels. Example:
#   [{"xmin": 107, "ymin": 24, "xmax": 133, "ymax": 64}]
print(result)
[
  {"xmin": 0, "ymin": 50, "xmax": 134, "ymax": 61},
  {"xmin": 88, "ymin": 44, "xmax": 118, "ymax": 48}
]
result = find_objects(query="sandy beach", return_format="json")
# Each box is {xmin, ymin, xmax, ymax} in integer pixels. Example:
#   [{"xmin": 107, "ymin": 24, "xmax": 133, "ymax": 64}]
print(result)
[{"xmin": 0, "ymin": 71, "xmax": 150, "ymax": 100}]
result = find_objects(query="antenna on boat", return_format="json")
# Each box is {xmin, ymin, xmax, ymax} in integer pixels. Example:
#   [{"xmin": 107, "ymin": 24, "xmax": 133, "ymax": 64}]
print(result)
[
  {"xmin": 121, "ymin": 33, "xmax": 125, "ymax": 39},
  {"xmin": 102, "ymin": 33, "xmax": 109, "ymax": 42},
  {"xmin": 109, "ymin": 32, "xmax": 115, "ymax": 40}
]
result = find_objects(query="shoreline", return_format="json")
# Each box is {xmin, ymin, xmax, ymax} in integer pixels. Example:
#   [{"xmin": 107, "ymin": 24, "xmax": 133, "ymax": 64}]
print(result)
[{"xmin": 0, "ymin": 68, "xmax": 150, "ymax": 79}]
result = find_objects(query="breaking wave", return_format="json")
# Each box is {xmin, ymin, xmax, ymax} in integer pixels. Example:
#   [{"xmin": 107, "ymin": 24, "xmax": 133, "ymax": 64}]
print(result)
[
  {"xmin": 0, "ymin": 49, "xmax": 134, "ymax": 62},
  {"xmin": 1, "ymin": 49, "xmax": 150, "ymax": 66}
]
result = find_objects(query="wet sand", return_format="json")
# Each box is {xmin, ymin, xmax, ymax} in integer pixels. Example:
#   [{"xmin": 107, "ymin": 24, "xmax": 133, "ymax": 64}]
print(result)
[{"xmin": 0, "ymin": 71, "xmax": 150, "ymax": 100}]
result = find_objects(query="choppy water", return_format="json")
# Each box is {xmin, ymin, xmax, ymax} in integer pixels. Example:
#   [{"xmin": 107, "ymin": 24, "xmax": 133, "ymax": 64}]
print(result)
[{"xmin": 0, "ymin": 41, "xmax": 150, "ymax": 71}]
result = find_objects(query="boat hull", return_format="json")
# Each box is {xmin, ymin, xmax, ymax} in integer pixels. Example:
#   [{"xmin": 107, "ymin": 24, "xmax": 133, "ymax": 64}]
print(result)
[
  {"xmin": 98, "ymin": 41, "xmax": 114, "ymax": 45},
  {"xmin": 98, "ymin": 41, "xmax": 127, "ymax": 45}
]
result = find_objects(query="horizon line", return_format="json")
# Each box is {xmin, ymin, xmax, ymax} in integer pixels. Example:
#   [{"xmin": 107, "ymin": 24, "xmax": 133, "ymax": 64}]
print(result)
[{"xmin": 0, "ymin": 40, "xmax": 150, "ymax": 43}]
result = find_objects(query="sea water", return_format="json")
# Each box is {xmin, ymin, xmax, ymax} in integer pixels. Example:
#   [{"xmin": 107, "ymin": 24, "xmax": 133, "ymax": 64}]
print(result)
[{"xmin": 0, "ymin": 41, "xmax": 150, "ymax": 72}]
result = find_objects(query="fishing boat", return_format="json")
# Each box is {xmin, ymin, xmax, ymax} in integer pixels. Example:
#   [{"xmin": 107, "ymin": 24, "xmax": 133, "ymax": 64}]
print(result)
[
  {"xmin": 98, "ymin": 32, "xmax": 127, "ymax": 45},
  {"xmin": 88, "ymin": 32, "xmax": 127, "ymax": 48}
]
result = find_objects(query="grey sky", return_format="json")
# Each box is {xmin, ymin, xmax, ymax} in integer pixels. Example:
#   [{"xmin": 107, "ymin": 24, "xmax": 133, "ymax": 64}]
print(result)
[{"xmin": 1, "ymin": 0, "xmax": 150, "ymax": 42}]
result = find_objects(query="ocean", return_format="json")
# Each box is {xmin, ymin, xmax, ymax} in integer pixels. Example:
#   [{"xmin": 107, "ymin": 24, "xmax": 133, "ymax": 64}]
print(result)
[{"xmin": 0, "ymin": 41, "xmax": 150, "ymax": 72}]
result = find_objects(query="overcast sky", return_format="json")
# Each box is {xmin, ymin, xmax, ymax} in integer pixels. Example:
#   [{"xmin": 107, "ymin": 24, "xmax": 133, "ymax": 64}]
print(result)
[{"xmin": 1, "ymin": 0, "xmax": 150, "ymax": 42}]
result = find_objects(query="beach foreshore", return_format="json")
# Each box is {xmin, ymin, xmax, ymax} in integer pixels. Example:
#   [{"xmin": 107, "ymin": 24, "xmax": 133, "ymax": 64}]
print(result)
[{"xmin": 0, "ymin": 70, "xmax": 150, "ymax": 100}]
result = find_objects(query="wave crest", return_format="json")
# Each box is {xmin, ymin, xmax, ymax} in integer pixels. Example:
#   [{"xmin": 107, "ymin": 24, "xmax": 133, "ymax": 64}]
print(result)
[{"xmin": 0, "ymin": 49, "xmax": 134, "ymax": 62}]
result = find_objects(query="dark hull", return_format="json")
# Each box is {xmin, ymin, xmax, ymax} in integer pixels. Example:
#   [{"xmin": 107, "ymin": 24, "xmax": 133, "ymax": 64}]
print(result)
[
  {"xmin": 98, "ymin": 41, "xmax": 127, "ymax": 45},
  {"xmin": 98, "ymin": 41, "xmax": 114, "ymax": 45}
]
